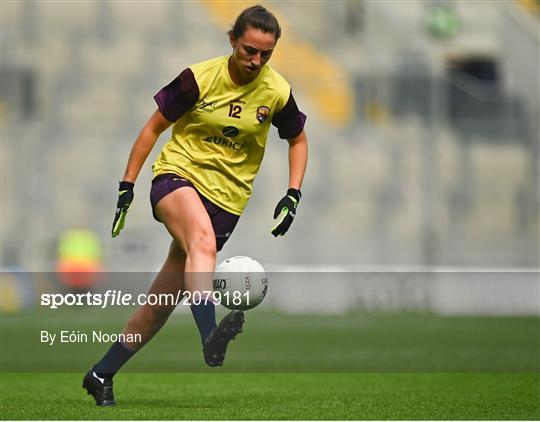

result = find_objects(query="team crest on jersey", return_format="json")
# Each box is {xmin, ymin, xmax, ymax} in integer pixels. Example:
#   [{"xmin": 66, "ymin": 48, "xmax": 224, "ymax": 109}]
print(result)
[{"xmin": 256, "ymin": 106, "xmax": 270, "ymax": 123}]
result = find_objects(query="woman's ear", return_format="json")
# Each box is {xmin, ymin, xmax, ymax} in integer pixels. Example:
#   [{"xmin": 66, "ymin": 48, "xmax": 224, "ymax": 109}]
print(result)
[{"xmin": 229, "ymin": 33, "xmax": 236, "ymax": 49}]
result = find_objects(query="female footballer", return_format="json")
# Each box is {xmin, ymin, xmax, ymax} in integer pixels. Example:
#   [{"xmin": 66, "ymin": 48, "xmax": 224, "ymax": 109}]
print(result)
[{"xmin": 83, "ymin": 4, "xmax": 308, "ymax": 406}]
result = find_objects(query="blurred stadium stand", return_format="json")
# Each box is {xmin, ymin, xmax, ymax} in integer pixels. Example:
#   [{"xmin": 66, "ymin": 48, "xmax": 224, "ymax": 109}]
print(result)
[
  {"xmin": 1, "ymin": 0, "xmax": 538, "ymax": 274},
  {"xmin": 201, "ymin": 0, "xmax": 355, "ymax": 127}
]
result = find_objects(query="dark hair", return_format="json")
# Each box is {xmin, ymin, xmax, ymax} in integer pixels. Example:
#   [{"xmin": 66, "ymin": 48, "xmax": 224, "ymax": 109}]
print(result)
[{"xmin": 228, "ymin": 5, "xmax": 281, "ymax": 41}]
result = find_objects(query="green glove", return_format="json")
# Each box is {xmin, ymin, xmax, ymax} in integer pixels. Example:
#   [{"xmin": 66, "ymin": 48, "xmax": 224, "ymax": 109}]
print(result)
[
  {"xmin": 271, "ymin": 188, "xmax": 301, "ymax": 237},
  {"xmin": 112, "ymin": 181, "xmax": 134, "ymax": 237}
]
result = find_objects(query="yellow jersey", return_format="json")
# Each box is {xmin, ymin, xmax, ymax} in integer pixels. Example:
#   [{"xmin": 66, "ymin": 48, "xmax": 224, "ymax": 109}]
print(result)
[{"xmin": 152, "ymin": 55, "xmax": 306, "ymax": 215}]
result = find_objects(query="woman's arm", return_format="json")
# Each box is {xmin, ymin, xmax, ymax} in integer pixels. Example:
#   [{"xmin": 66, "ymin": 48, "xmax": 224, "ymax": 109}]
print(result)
[
  {"xmin": 271, "ymin": 130, "xmax": 308, "ymax": 237},
  {"xmin": 287, "ymin": 129, "xmax": 308, "ymax": 190},
  {"xmin": 122, "ymin": 110, "xmax": 172, "ymax": 183},
  {"xmin": 111, "ymin": 110, "xmax": 172, "ymax": 237}
]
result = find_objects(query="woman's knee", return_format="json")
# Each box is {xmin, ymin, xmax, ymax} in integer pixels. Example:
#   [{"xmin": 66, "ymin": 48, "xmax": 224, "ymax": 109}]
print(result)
[{"xmin": 188, "ymin": 231, "xmax": 217, "ymax": 258}]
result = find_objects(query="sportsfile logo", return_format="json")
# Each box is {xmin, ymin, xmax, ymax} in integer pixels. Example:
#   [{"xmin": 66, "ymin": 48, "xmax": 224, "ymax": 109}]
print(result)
[
  {"xmin": 40, "ymin": 289, "xmax": 250, "ymax": 309},
  {"xmin": 40, "ymin": 290, "xmax": 184, "ymax": 309}
]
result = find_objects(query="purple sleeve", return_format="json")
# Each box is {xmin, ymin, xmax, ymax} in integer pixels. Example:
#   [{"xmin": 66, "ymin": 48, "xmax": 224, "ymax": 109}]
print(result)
[
  {"xmin": 153, "ymin": 68, "xmax": 200, "ymax": 123},
  {"xmin": 271, "ymin": 91, "xmax": 307, "ymax": 139}
]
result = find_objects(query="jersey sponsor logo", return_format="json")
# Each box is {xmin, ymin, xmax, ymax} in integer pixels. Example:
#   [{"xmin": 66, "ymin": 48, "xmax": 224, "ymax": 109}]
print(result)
[
  {"xmin": 193, "ymin": 98, "xmax": 217, "ymax": 113},
  {"xmin": 203, "ymin": 136, "xmax": 242, "ymax": 151},
  {"xmin": 256, "ymin": 106, "xmax": 270, "ymax": 123},
  {"xmin": 222, "ymin": 126, "xmax": 239, "ymax": 137}
]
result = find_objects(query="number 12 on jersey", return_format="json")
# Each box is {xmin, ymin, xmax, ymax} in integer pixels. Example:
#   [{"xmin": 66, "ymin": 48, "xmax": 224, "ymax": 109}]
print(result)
[{"xmin": 228, "ymin": 104, "xmax": 242, "ymax": 119}]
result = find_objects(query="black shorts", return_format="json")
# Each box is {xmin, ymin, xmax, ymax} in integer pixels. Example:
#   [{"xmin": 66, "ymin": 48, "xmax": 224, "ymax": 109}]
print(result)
[{"xmin": 150, "ymin": 173, "xmax": 239, "ymax": 252}]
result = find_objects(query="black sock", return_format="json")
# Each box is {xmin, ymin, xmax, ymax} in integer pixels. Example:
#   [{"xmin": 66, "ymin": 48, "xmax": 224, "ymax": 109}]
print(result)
[
  {"xmin": 93, "ymin": 341, "xmax": 136, "ymax": 378},
  {"xmin": 190, "ymin": 302, "xmax": 217, "ymax": 344}
]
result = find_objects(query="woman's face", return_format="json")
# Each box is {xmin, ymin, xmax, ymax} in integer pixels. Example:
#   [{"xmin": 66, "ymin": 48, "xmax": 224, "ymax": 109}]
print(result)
[{"xmin": 230, "ymin": 26, "xmax": 277, "ymax": 83}]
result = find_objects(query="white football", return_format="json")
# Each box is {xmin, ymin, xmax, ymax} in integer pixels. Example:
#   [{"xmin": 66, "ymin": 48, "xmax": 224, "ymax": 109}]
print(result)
[{"xmin": 213, "ymin": 256, "xmax": 268, "ymax": 310}]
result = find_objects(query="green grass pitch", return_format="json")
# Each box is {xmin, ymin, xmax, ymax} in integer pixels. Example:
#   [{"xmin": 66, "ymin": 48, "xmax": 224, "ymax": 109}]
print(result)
[
  {"xmin": 1, "ymin": 309, "xmax": 539, "ymax": 419},
  {"xmin": 2, "ymin": 372, "xmax": 538, "ymax": 420}
]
